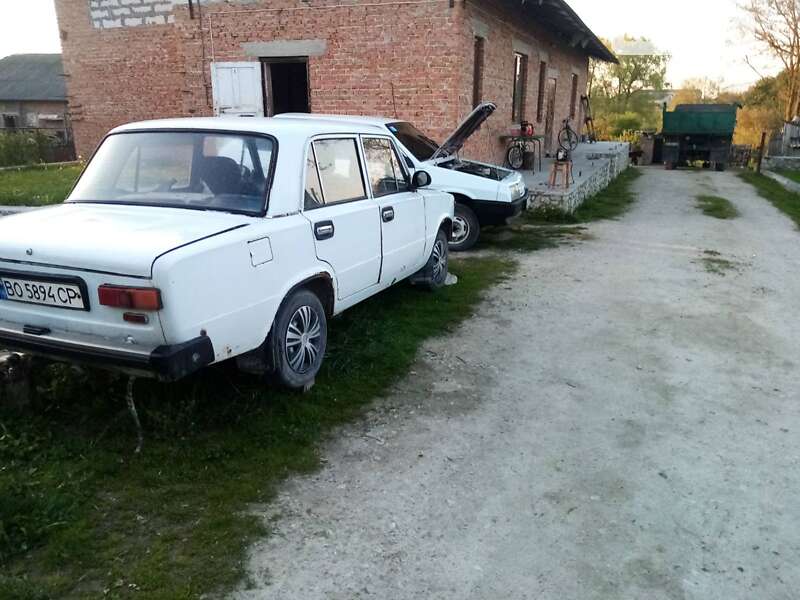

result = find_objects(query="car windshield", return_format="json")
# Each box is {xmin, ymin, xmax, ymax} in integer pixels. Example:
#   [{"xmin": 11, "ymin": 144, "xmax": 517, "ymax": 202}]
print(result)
[
  {"xmin": 386, "ymin": 121, "xmax": 440, "ymax": 161},
  {"xmin": 68, "ymin": 131, "xmax": 275, "ymax": 215}
]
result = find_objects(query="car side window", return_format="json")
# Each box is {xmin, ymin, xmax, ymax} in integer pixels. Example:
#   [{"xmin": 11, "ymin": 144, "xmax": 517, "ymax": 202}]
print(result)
[
  {"xmin": 363, "ymin": 137, "xmax": 409, "ymax": 197},
  {"xmin": 312, "ymin": 138, "xmax": 367, "ymax": 205},
  {"xmin": 304, "ymin": 146, "xmax": 324, "ymax": 210}
]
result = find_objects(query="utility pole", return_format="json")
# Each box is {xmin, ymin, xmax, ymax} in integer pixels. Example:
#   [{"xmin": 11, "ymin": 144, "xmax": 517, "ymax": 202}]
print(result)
[{"xmin": 756, "ymin": 131, "xmax": 767, "ymax": 174}]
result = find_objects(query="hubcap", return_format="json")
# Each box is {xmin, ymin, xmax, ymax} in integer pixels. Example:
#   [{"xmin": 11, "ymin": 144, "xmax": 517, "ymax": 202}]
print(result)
[
  {"xmin": 432, "ymin": 239, "xmax": 447, "ymax": 280},
  {"xmin": 285, "ymin": 305, "xmax": 322, "ymax": 374},
  {"xmin": 451, "ymin": 216, "xmax": 470, "ymax": 244}
]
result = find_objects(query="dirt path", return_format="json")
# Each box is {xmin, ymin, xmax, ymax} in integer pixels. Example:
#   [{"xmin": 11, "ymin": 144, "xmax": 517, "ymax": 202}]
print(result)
[{"xmin": 234, "ymin": 169, "xmax": 800, "ymax": 600}]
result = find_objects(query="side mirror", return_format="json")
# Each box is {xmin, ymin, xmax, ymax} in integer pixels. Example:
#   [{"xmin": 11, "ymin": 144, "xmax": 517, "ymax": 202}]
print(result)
[{"xmin": 411, "ymin": 170, "xmax": 431, "ymax": 190}]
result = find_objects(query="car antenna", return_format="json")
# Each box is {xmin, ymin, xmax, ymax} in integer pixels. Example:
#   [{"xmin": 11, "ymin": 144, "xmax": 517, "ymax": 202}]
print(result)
[{"xmin": 391, "ymin": 83, "xmax": 398, "ymax": 118}]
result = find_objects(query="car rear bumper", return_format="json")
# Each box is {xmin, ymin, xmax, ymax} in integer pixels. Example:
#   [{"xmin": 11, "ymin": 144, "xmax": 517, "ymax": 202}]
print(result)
[
  {"xmin": 0, "ymin": 321, "xmax": 214, "ymax": 381},
  {"xmin": 470, "ymin": 193, "xmax": 528, "ymax": 226}
]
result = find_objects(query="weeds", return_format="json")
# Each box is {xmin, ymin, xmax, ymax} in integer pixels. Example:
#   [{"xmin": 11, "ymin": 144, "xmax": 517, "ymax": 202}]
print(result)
[
  {"xmin": 0, "ymin": 256, "xmax": 516, "ymax": 599},
  {"xmin": 696, "ymin": 195, "xmax": 739, "ymax": 219},
  {"xmin": 0, "ymin": 164, "xmax": 82, "ymax": 206},
  {"xmin": 739, "ymin": 171, "xmax": 800, "ymax": 229},
  {"xmin": 699, "ymin": 250, "xmax": 741, "ymax": 276}
]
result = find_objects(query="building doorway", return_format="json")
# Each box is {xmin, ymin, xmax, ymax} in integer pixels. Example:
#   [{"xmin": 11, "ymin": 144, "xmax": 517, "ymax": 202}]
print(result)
[
  {"xmin": 543, "ymin": 77, "xmax": 558, "ymax": 156},
  {"xmin": 262, "ymin": 58, "xmax": 309, "ymax": 116}
]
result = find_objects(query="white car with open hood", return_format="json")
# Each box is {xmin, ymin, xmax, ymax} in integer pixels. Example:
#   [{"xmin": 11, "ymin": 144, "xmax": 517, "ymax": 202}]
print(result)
[
  {"xmin": 0, "ymin": 117, "xmax": 454, "ymax": 388},
  {"xmin": 277, "ymin": 102, "xmax": 527, "ymax": 251}
]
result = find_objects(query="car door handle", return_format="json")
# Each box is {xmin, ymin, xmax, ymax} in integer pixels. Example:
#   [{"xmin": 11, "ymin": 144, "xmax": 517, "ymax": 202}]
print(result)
[
  {"xmin": 314, "ymin": 220, "xmax": 335, "ymax": 240},
  {"xmin": 382, "ymin": 207, "xmax": 395, "ymax": 223}
]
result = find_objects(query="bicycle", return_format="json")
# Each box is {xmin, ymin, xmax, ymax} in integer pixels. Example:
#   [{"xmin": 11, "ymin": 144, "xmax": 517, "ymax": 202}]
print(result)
[
  {"xmin": 557, "ymin": 118, "xmax": 580, "ymax": 152},
  {"xmin": 506, "ymin": 137, "xmax": 529, "ymax": 170}
]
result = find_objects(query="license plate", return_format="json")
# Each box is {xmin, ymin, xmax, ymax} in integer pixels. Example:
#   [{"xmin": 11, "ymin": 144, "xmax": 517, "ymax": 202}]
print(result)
[{"xmin": 0, "ymin": 275, "xmax": 88, "ymax": 310}]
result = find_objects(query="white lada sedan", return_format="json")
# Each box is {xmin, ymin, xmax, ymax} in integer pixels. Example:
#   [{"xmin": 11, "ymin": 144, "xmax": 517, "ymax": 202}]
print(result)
[{"xmin": 0, "ymin": 117, "xmax": 454, "ymax": 389}]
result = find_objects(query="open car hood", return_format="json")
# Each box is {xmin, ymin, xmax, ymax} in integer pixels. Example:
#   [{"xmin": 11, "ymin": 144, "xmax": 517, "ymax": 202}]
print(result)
[{"xmin": 430, "ymin": 102, "xmax": 496, "ymax": 161}]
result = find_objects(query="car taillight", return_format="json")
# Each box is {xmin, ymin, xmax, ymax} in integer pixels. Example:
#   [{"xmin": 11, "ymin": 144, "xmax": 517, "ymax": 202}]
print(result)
[{"xmin": 98, "ymin": 285, "xmax": 162, "ymax": 311}]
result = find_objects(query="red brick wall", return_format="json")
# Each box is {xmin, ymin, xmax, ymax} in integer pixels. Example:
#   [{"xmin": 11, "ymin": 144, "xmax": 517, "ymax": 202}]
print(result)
[
  {"xmin": 201, "ymin": 0, "xmax": 466, "ymax": 146},
  {"xmin": 55, "ymin": 0, "xmax": 591, "ymax": 164},
  {"xmin": 54, "ymin": 0, "xmax": 186, "ymax": 158},
  {"xmin": 459, "ymin": 0, "xmax": 590, "ymax": 165}
]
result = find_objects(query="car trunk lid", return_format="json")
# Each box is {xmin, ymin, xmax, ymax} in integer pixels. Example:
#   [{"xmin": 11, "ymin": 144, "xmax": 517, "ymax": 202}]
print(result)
[{"xmin": 0, "ymin": 203, "xmax": 251, "ymax": 278}]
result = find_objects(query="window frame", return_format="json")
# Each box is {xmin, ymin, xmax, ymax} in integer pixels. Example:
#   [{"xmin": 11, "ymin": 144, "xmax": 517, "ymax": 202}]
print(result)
[
  {"xmin": 66, "ymin": 128, "xmax": 279, "ymax": 217},
  {"xmin": 472, "ymin": 36, "xmax": 485, "ymax": 109},
  {"xmin": 359, "ymin": 134, "xmax": 411, "ymax": 199},
  {"xmin": 536, "ymin": 61, "xmax": 547, "ymax": 123},
  {"xmin": 301, "ymin": 134, "xmax": 371, "ymax": 211},
  {"xmin": 511, "ymin": 51, "xmax": 528, "ymax": 123}
]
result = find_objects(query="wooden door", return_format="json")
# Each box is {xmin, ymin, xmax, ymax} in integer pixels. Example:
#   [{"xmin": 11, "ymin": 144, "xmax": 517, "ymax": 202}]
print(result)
[
  {"xmin": 544, "ymin": 77, "xmax": 558, "ymax": 155},
  {"xmin": 210, "ymin": 62, "xmax": 264, "ymax": 117}
]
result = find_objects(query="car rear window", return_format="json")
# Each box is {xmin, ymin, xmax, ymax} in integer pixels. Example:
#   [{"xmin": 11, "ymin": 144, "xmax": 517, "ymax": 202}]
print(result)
[{"xmin": 68, "ymin": 131, "xmax": 275, "ymax": 215}]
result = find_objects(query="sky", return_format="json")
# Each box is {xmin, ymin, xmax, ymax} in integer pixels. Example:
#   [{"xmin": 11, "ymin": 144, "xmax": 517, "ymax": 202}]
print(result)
[
  {"xmin": 0, "ymin": 0, "xmax": 784, "ymax": 92},
  {"xmin": 569, "ymin": 0, "xmax": 782, "ymax": 91},
  {"xmin": 0, "ymin": 1, "xmax": 62, "ymax": 60}
]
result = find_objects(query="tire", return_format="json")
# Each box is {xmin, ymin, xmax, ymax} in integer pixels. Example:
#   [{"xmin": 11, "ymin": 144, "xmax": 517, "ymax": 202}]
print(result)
[
  {"xmin": 268, "ymin": 289, "xmax": 327, "ymax": 390},
  {"xmin": 415, "ymin": 228, "xmax": 449, "ymax": 290},
  {"xmin": 665, "ymin": 161, "xmax": 675, "ymax": 171},
  {"xmin": 507, "ymin": 144, "xmax": 524, "ymax": 170},
  {"xmin": 715, "ymin": 162, "xmax": 726, "ymax": 172},
  {"xmin": 450, "ymin": 203, "xmax": 480, "ymax": 252},
  {"xmin": 558, "ymin": 128, "xmax": 579, "ymax": 152}
]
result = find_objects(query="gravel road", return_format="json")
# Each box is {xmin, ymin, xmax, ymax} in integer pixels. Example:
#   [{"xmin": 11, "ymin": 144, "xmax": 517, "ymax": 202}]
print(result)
[{"xmin": 234, "ymin": 168, "xmax": 800, "ymax": 600}]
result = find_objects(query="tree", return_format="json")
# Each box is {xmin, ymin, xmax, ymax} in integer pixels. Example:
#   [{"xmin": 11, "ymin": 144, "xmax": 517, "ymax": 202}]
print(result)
[
  {"xmin": 588, "ymin": 36, "xmax": 670, "ymax": 138},
  {"xmin": 589, "ymin": 36, "xmax": 670, "ymax": 113},
  {"xmin": 735, "ymin": 75, "xmax": 785, "ymax": 145},
  {"xmin": 741, "ymin": 0, "xmax": 800, "ymax": 120}
]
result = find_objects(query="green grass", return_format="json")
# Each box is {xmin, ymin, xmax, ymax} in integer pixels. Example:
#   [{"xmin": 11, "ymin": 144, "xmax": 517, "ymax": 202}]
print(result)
[
  {"xmin": 524, "ymin": 167, "xmax": 643, "ymax": 224},
  {"xmin": 695, "ymin": 195, "xmax": 739, "ymax": 219},
  {"xmin": 477, "ymin": 224, "xmax": 590, "ymax": 252},
  {"xmin": 775, "ymin": 168, "xmax": 800, "ymax": 185},
  {"xmin": 0, "ymin": 256, "xmax": 517, "ymax": 599},
  {"xmin": 0, "ymin": 164, "xmax": 82, "ymax": 206},
  {"xmin": 739, "ymin": 171, "xmax": 800, "ymax": 229}
]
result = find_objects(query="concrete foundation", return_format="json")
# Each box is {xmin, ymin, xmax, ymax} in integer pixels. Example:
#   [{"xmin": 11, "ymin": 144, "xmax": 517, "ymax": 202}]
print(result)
[{"xmin": 521, "ymin": 141, "xmax": 630, "ymax": 214}]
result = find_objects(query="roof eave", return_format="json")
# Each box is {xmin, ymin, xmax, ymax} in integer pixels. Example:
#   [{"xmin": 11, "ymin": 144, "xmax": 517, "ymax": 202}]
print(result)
[{"xmin": 517, "ymin": 0, "xmax": 618, "ymax": 64}]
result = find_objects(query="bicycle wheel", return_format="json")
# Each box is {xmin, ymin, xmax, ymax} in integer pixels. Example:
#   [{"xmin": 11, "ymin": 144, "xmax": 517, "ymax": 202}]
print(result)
[
  {"xmin": 507, "ymin": 143, "xmax": 524, "ymax": 169},
  {"xmin": 558, "ymin": 127, "xmax": 579, "ymax": 152}
]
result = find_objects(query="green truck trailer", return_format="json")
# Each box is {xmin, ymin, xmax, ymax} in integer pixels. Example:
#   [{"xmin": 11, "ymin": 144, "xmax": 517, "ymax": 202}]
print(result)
[{"xmin": 661, "ymin": 103, "xmax": 739, "ymax": 171}]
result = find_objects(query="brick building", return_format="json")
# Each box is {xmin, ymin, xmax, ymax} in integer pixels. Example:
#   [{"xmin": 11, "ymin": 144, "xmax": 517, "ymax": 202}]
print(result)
[
  {"xmin": 0, "ymin": 54, "xmax": 70, "ymax": 137},
  {"xmin": 54, "ymin": 0, "xmax": 614, "ymax": 163}
]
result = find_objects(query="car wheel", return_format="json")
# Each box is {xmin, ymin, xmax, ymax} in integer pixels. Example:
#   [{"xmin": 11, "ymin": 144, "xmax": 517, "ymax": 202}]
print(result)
[
  {"xmin": 416, "ymin": 228, "xmax": 449, "ymax": 291},
  {"xmin": 450, "ymin": 203, "xmax": 480, "ymax": 252},
  {"xmin": 269, "ymin": 289, "xmax": 327, "ymax": 390}
]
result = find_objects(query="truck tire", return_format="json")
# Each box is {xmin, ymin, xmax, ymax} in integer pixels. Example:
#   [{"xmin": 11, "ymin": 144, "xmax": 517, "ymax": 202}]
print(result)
[
  {"xmin": 714, "ymin": 162, "xmax": 726, "ymax": 172},
  {"xmin": 450, "ymin": 203, "xmax": 480, "ymax": 252},
  {"xmin": 665, "ymin": 161, "xmax": 676, "ymax": 171},
  {"xmin": 269, "ymin": 289, "xmax": 328, "ymax": 390}
]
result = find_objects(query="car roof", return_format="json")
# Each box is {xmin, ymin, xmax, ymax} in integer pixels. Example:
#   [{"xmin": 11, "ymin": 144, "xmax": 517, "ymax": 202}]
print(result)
[
  {"xmin": 109, "ymin": 116, "xmax": 391, "ymax": 137},
  {"xmin": 275, "ymin": 113, "xmax": 398, "ymax": 127}
]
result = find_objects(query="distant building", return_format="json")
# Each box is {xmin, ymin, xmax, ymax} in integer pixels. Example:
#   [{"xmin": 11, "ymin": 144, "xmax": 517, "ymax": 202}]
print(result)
[
  {"xmin": 0, "ymin": 54, "xmax": 71, "ymax": 144},
  {"xmin": 54, "ymin": 0, "xmax": 615, "ymax": 162}
]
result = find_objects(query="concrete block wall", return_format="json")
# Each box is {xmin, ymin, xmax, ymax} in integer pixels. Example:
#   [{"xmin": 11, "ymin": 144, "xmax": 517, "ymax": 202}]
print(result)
[
  {"xmin": 88, "ymin": 0, "xmax": 182, "ymax": 29},
  {"xmin": 764, "ymin": 156, "xmax": 800, "ymax": 171},
  {"xmin": 530, "ymin": 143, "xmax": 630, "ymax": 214}
]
